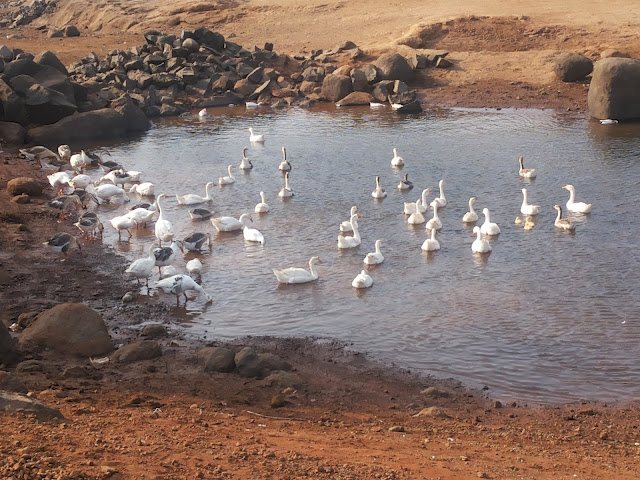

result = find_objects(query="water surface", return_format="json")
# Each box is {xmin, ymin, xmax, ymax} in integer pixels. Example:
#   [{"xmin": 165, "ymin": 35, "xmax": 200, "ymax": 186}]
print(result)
[{"xmin": 93, "ymin": 105, "xmax": 640, "ymax": 404}]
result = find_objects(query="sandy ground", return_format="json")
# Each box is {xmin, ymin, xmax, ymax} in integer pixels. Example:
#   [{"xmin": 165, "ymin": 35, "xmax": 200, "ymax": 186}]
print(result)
[{"xmin": 1, "ymin": 1, "xmax": 640, "ymax": 478}]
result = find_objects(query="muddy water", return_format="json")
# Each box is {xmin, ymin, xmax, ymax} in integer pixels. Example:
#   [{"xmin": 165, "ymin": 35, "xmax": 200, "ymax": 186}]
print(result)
[{"xmin": 92, "ymin": 105, "xmax": 640, "ymax": 403}]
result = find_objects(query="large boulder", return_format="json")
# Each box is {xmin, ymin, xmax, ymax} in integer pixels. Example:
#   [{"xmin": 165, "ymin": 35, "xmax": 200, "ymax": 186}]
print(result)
[
  {"xmin": 26, "ymin": 106, "xmax": 150, "ymax": 144},
  {"xmin": 553, "ymin": 53, "xmax": 593, "ymax": 82},
  {"xmin": 199, "ymin": 346, "xmax": 236, "ymax": 373},
  {"xmin": 0, "ymin": 322, "xmax": 19, "ymax": 365},
  {"xmin": 0, "ymin": 391, "xmax": 64, "ymax": 421},
  {"xmin": 6, "ymin": 177, "xmax": 42, "ymax": 196},
  {"xmin": 321, "ymin": 74, "xmax": 353, "ymax": 102},
  {"xmin": 336, "ymin": 91, "xmax": 374, "ymax": 106},
  {"xmin": 588, "ymin": 58, "xmax": 640, "ymax": 121},
  {"xmin": 19, "ymin": 303, "xmax": 113, "ymax": 357},
  {"xmin": 0, "ymin": 78, "xmax": 27, "ymax": 124},
  {"xmin": 0, "ymin": 371, "xmax": 28, "ymax": 392},
  {"xmin": 374, "ymin": 53, "xmax": 414, "ymax": 82},
  {"xmin": 0, "ymin": 121, "xmax": 25, "ymax": 144},
  {"xmin": 33, "ymin": 51, "xmax": 68, "ymax": 75}
]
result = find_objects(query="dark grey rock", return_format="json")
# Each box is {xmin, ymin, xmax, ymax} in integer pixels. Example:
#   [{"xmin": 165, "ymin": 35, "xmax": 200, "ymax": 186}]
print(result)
[
  {"xmin": 47, "ymin": 29, "xmax": 63, "ymax": 39},
  {"xmin": 0, "ymin": 322, "xmax": 19, "ymax": 365},
  {"xmin": 182, "ymin": 38, "xmax": 200, "ymax": 53},
  {"xmin": 140, "ymin": 324, "xmax": 167, "ymax": 338},
  {"xmin": 257, "ymin": 353, "xmax": 292, "ymax": 373},
  {"xmin": 374, "ymin": 53, "xmax": 414, "ymax": 82},
  {"xmin": 200, "ymin": 347, "xmax": 236, "ymax": 373},
  {"xmin": 338, "ymin": 40, "xmax": 357, "ymax": 51},
  {"xmin": 235, "ymin": 347, "xmax": 262, "ymax": 377},
  {"xmin": 371, "ymin": 82, "xmax": 390, "ymax": 102},
  {"xmin": 0, "ymin": 45, "xmax": 14, "ymax": 62},
  {"xmin": 435, "ymin": 57, "xmax": 452, "ymax": 69},
  {"xmin": 0, "ymin": 78, "xmax": 27, "ymax": 124},
  {"xmin": 0, "ymin": 371, "xmax": 27, "ymax": 393},
  {"xmin": 194, "ymin": 27, "xmax": 224, "ymax": 52},
  {"xmin": 112, "ymin": 340, "xmax": 161, "ymax": 364},
  {"xmin": 64, "ymin": 25, "xmax": 80, "ymax": 37},
  {"xmin": 350, "ymin": 68, "xmax": 369, "ymax": 92},
  {"xmin": 197, "ymin": 91, "xmax": 243, "ymax": 107},
  {"xmin": 33, "ymin": 51, "xmax": 67, "ymax": 75},
  {"xmin": 361, "ymin": 64, "xmax": 378, "ymax": 83},
  {"xmin": 0, "ymin": 391, "xmax": 64, "ymax": 421},
  {"xmin": 151, "ymin": 72, "xmax": 179, "ymax": 88},
  {"xmin": 395, "ymin": 100, "xmax": 422, "ymax": 114},
  {"xmin": 0, "ymin": 121, "xmax": 26, "ymax": 144},
  {"xmin": 247, "ymin": 66, "xmax": 264, "ymax": 83},
  {"xmin": 336, "ymin": 91, "xmax": 373, "ymax": 106},
  {"xmin": 321, "ymin": 74, "xmax": 353, "ymax": 102},
  {"xmin": 554, "ymin": 53, "xmax": 593, "ymax": 82},
  {"xmin": 588, "ymin": 57, "xmax": 640, "ymax": 121}
]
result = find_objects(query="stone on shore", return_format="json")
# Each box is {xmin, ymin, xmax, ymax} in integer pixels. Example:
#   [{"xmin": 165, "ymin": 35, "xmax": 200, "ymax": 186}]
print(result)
[
  {"xmin": 588, "ymin": 57, "xmax": 640, "ymax": 121},
  {"xmin": 374, "ymin": 53, "xmax": 414, "ymax": 82},
  {"xmin": 199, "ymin": 346, "xmax": 236, "ymax": 373},
  {"xmin": 321, "ymin": 74, "xmax": 353, "ymax": 102},
  {"xmin": 336, "ymin": 91, "xmax": 374, "ymax": 106},
  {"xmin": 112, "ymin": 340, "xmax": 162, "ymax": 364},
  {"xmin": 7, "ymin": 177, "xmax": 42, "ymax": 196},
  {"xmin": 0, "ymin": 390, "xmax": 64, "ymax": 421},
  {"xmin": 553, "ymin": 53, "xmax": 593, "ymax": 82},
  {"xmin": 19, "ymin": 303, "xmax": 113, "ymax": 357},
  {"xmin": 0, "ymin": 371, "xmax": 28, "ymax": 393},
  {"xmin": 0, "ymin": 323, "xmax": 20, "ymax": 365}
]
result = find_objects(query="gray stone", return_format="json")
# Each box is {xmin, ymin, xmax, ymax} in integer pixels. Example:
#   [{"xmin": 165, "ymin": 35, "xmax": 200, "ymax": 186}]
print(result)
[
  {"xmin": 124, "ymin": 59, "xmax": 144, "ymax": 71},
  {"xmin": 361, "ymin": 64, "xmax": 379, "ymax": 83},
  {"xmin": 236, "ymin": 62, "xmax": 255, "ymax": 78},
  {"xmin": 337, "ymin": 40, "xmax": 357, "ymax": 51},
  {"xmin": 19, "ymin": 303, "xmax": 113, "ymax": 357},
  {"xmin": 33, "ymin": 51, "xmax": 67, "ymax": 75},
  {"xmin": 395, "ymin": 100, "xmax": 422, "ymax": 114},
  {"xmin": 257, "ymin": 353, "xmax": 292, "ymax": 373},
  {"xmin": 15, "ymin": 360, "xmax": 44, "ymax": 373},
  {"xmin": 194, "ymin": 28, "xmax": 225, "ymax": 52},
  {"xmin": 0, "ymin": 45, "xmax": 13, "ymax": 62},
  {"xmin": 113, "ymin": 95, "xmax": 151, "ymax": 132},
  {"xmin": 234, "ymin": 78, "xmax": 256, "ymax": 96},
  {"xmin": 247, "ymin": 66, "xmax": 264, "ymax": 84},
  {"xmin": 140, "ymin": 324, "xmax": 167, "ymax": 338},
  {"xmin": 0, "ymin": 391, "xmax": 64, "ymax": 421},
  {"xmin": 182, "ymin": 38, "xmax": 200, "ymax": 53},
  {"xmin": 588, "ymin": 57, "xmax": 640, "ymax": 121},
  {"xmin": 234, "ymin": 347, "xmax": 262, "ymax": 377},
  {"xmin": 321, "ymin": 74, "xmax": 353, "ymax": 102},
  {"xmin": 600, "ymin": 49, "xmax": 630, "ymax": 59},
  {"xmin": 336, "ymin": 91, "xmax": 374, "ymax": 106},
  {"xmin": 350, "ymin": 69, "xmax": 369, "ymax": 92},
  {"xmin": 261, "ymin": 371, "xmax": 303, "ymax": 389},
  {"xmin": 177, "ymin": 66, "xmax": 197, "ymax": 85},
  {"xmin": 393, "ymin": 80, "xmax": 410, "ymax": 94},
  {"xmin": 414, "ymin": 406, "xmax": 451, "ymax": 419},
  {"xmin": 0, "ymin": 121, "xmax": 26, "ymax": 144},
  {"xmin": 151, "ymin": 72, "xmax": 179, "ymax": 88},
  {"xmin": 6, "ymin": 177, "xmax": 42, "ymax": 196},
  {"xmin": 200, "ymin": 347, "xmax": 236, "ymax": 373},
  {"xmin": 374, "ymin": 53, "xmax": 414, "ymax": 82},
  {"xmin": 408, "ymin": 53, "xmax": 429, "ymax": 69},
  {"xmin": 112, "ymin": 340, "xmax": 161, "ymax": 364},
  {"xmin": 64, "ymin": 25, "xmax": 80, "ymax": 37},
  {"xmin": 0, "ymin": 323, "xmax": 19, "ymax": 365},
  {"xmin": 554, "ymin": 53, "xmax": 593, "ymax": 82},
  {"xmin": 197, "ymin": 91, "xmax": 243, "ymax": 107},
  {"xmin": 12, "ymin": 194, "xmax": 30, "ymax": 204},
  {"xmin": 0, "ymin": 371, "xmax": 27, "ymax": 393},
  {"xmin": 300, "ymin": 81, "xmax": 319, "ymax": 95},
  {"xmin": 302, "ymin": 66, "xmax": 325, "ymax": 82},
  {"xmin": 371, "ymin": 83, "xmax": 390, "ymax": 103},
  {"xmin": 0, "ymin": 78, "xmax": 27, "ymax": 124},
  {"xmin": 47, "ymin": 29, "xmax": 63, "ymax": 39}
]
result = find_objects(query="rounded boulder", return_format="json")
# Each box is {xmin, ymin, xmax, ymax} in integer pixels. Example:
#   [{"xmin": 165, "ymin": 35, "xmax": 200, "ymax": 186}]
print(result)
[
  {"xmin": 19, "ymin": 303, "xmax": 113, "ymax": 357},
  {"xmin": 588, "ymin": 57, "xmax": 640, "ymax": 121},
  {"xmin": 7, "ymin": 177, "xmax": 42, "ymax": 196},
  {"xmin": 553, "ymin": 53, "xmax": 593, "ymax": 82},
  {"xmin": 374, "ymin": 53, "xmax": 414, "ymax": 82}
]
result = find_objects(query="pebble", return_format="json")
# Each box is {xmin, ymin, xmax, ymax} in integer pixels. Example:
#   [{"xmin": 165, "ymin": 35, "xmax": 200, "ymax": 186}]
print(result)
[{"xmin": 122, "ymin": 291, "xmax": 135, "ymax": 302}]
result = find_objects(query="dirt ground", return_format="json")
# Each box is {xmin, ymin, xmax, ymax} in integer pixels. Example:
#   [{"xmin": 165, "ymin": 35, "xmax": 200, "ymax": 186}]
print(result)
[{"xmin": 1, "ymin": 0, "xmax": 640, "ymax": 478}]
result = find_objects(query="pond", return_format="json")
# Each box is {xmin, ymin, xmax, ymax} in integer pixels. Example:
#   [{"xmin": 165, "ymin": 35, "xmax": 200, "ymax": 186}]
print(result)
[{"xmin": 91, "ymin": 104, "xmax": 640, "ymax": 404}]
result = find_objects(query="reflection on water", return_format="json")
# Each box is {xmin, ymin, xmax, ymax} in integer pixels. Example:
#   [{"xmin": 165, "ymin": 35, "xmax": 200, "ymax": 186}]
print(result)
[{"xmin": 88, "ymin": 105, "xmax": 640, "ymax": 404}]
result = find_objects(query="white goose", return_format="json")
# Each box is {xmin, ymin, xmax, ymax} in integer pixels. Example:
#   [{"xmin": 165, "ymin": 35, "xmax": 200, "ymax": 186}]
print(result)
[
  {"xmin": 480, "ymin": 208, "xmax": 501, "ymax": 236},
  {"xmin": 371, "ymin": 176, "xmax": 386, "ymax": 199},
  {"xmin": 554, "ymin": 205, "xmax": 576, "ymax": 231},
  {"xmin": 278, "ymin": 146, "xmax": 291, "ymax": 171},
  {"xmin": 278, "ymin": 172, "xmax": 294, "ymax": 198},
  {"xmin": 125, "ymin": 245, "xmax": 156, "ymax": 286},
  {"xmin": 155, "ymin": 274, "xmax": 212, "ymax": 306},
  {"xmin": 397, "ymin": 173, "xmax": 413, "ymax": 190},
  {"xmin": 273, "ymin": 256, "xmax": 323, "ymax": 284},
  {"xmin": 472, "ymin": 226, "xmax": 492, "ymax": 254},
  {"xmin": 239, "ymin": 147, "xmax": 253, "ymax": 170},
  {"xmin": 462, "ymin": 196, "xmax": 479, "ymax": 223},
  {"xmin": 154, "ymin": 194, "xmax": 174, "ymax": 246},
  {"xmin": 129, "ymin": 182, "xmax": 155, "ymax": 196},
  {"xmin": 47, "ymin": 172, "xmax": 71, "ymax": 194},
  {"xmin": 425, "ymin": 201, "xmax": 442, "ymax": 231},
  {"xmin": 518, "ymin": 156, "xmax": 536, "ymax": 179},
  {"xmin": 186, "ymin": 258, "xmax": 203, "ymax": 277},
  {"xmin": 391, "ymin": 148, "xmax": 404, "ymax": 167},
  {"xmin": 363, "ymin": 239, "xmax": 384, "ymax": 265},
  {"xmin": 352, "ymin": 270, "xmax": 373, "ymax": 289},
  {"xmin": 176, "ymin": 182, "xmax": 216, "ymax": 205},
  {"xmin": 58, "ymin": 144, "xmax": 71, "ymax": 162},
  {"xmin": 403, "ymin": 188, "xmax": 431, "ymax": 214},
  {"xmin": 520, "ymin": 188, "xmax": 540, "ymax": 215},
  {"xmin": 340, "ymin": 206, "xmax": 358, "ymax": 233},
  {"xmin": 248, "ymin": 127, "xmax": 265, "ymax": 143},
  {"xmin": 198, "ymin": 108, "xmax": 208, "ymax": 117},
  {"xmin": 408, "ymin": 199, "xmax": 426, "ymax": 224},
  {"xmin": 211, "ymin": 213, "xmax": 252, "ymax": 232},
  {"xmin": 432, "ymin": 179, "xmax": 447, "ymax": 208},
  {"xmin": 562, "ymin": 184, "xmax": 592, "ymax": 213},
  {"xmin": 153, "ymin": 240, "xmax": 183, "ymax": 275},
  {"xmin": 243, "ymin": 221, "xmax": 265, "ymax": 245},
  {"xmin": 110, "ymin": 215, "xmax": 137, "ymax": 241},
  {"xmin": 69, "ymin": 174, "xmax": 92, "ymax": 190},
  {"xmin": 255, "ymin": 191, "xmax": 270, "ymax": 213},
  {"xmin": 337, "ymin": 214, "xmax": 362, "ymax": 249},
  {"xmin": 89, "ymin": 183, "xmax": 128, "ymax": 204},
  {"xmin": 125, "ymin": 208, "xmax": 156, "ymax": 228},
  {"xmin": 219, "ymin": 165, "xmax": 235, "ymax": 185},
  {"xmin": 69, "ymin": 150, "xmax": 90, "ymax": 172},
  {"xmin": 421, "ymin": 228, "xmax": 440, "ymax": 252}
]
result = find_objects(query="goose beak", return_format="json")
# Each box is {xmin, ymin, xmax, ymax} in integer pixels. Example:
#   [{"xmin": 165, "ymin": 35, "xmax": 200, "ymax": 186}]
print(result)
[
  {"xmin": 317, "ymin": 258, "xmax": 324, "ymax": 264},
  {"xmin": 357, "ymin": 214, "xmax": 363, "ymax": 218}
]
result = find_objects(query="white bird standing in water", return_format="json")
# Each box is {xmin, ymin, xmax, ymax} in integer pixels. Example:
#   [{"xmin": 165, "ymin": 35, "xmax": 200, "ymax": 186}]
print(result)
[
  {"xmin": 239, "ymin": 147, "xmax": 253, "ymax": 170},
  {"xmin": 155, "ymin": 274, "xmax": 212, "ymax": 306},
  {"xmin": 249, "ymin": 127, "xmax": 265, "ymax": 143}
]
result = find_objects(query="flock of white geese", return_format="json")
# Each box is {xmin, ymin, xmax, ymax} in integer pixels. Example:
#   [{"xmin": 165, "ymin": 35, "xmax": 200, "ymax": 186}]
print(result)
[{"xmin": 35, "ymin": 127, "xmax": 593, "ymax": 306}]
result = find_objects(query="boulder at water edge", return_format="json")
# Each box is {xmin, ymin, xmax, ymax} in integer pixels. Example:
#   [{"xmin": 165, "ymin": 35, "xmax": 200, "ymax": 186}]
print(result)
[
  {"xmin": 553, "ymin": 53, "xmax": 593, "ymax": 82},
  {"xmin": 0, "ymin": 322, "xmax": 20, "ymax": 365},
  {"xmin": 321, "ymin": 74, "xmax": 353, "ymax": 102},
  {"xmin": 19, "ymin": 303, "xmax": 113, "ymax": 357},
  {"xmin": 374, "ymin": 53, "xmax": 414, "ymax": 82},
  {"xmin": 588, "ymin": 57, "xmax": 640, "ymax": 121}
]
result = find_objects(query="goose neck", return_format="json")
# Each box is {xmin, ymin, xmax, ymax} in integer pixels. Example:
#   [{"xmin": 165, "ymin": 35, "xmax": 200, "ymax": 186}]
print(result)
[{"xmin": 567, "ymin": 187, "xmax": 576, "ymax": 203}]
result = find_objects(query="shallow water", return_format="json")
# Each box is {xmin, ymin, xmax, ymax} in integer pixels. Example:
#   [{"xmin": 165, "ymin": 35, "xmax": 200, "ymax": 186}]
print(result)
[{"xmin": 91, "ymin": 105, "xmax": 640, "ymax": 404}]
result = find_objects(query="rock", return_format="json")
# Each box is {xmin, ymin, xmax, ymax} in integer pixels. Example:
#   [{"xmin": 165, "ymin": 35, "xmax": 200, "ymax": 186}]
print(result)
[
  {"xmin": 113, "ymin": 95, "xmax": 151, "ymax": 132},
  {"xmin": 11, "ymin": 194, "xmax": 30, "ymax": 204},
  {"xmin": 234, "ymin": 78, "xmax": 257, "ymax": 96},
  {"xmin": 34, "ymin": 51, "xmax": 68, "ymax": 75},
  {"xmin": 234, "ymin": 347, "xmax": 262, "ymax": 377},
  {"xmin": 374, "ymin": 53, "xmax": 414, "ymax": 82},
  {"xmin": 200, "ymin": 347, "xmax": 236, "ymax": 373},
  {"xmin": 372, "ymin": 83, "xmax": 389, "ymax": 103},
  {"xmin": 62, "ymin": 365, "xmax": 96, "ymax": 379},
  {"xmin": 393, "ymin": 80, "xmax": 410, "ymax": 94},
  {"xmin": 300, "ymin": 81, "xmax": 319, "ymax": 95},
  {"xmin": 408, "ymin": 53, "xmax": 429, "ymax": 69},
  {"xmin": 0, "ymin": 391, "xmax": 64, "ymax": 421},
  {"xmin": 177, "ymin": 66, "xmax": 197, "ymax": 85},
  {"xmin": 350, "ymin": 69, "xmax": 369, "ymax": 92},
  {"xmin": 0, "ymin": 371, "xmax": 28, "ymax": 393},
  {"xmin": 140, "ymin": 324, "xmax": 167, "ymax": 338},
  {"xmin": 302, "ymin": 66, "xmax": 325, "ymax": 82},
  {"xmin": 588, "ymin": 58, "xmax": 640, "ymax": 121},
  {"xmin": 122, "ymin": 292, "xmax": 134, "ymax": 303},
  {"xmin": 0, "ymin": 78, "xmax": 27, "ymax": 124},
  {"xmin": 197, "ymin": 91, "xmax": 243, "ymax": 108},
  {"xmin": 414, "ymin": 406, "xmax": 451, "ymax": 419},
  {"xmin": 261, "ymin": 371, "xmax": 303, "ymax": 389},
  {"xmin": 151, "ymin": 72, "xmax": 179, "ymax": 88},
  {"xmin": 257, "ymin": 353, "xmax": 292, "ymax": 374},
  {"xmin": 553, "ymin": 53, "xmax": 593, "ymax": 82},
  {"xmin": 333, "ymin": 64, "xmax": 352, "ymax": 76},
  {"xmin": 194, "ymin": 27, "xmax": 225, "ymax": 52},
  {"xmin": 0, "ymin": 45, "xmax": 13, "ymax": 62},
  {"xmin": 600, "ymin": 48, "xmax": 630, "ymax": 59},
  {"xmin": 395, "ymin": 100, "xmax": 422, "ymax": 114},
  {"xmin": 0, "ymin": 322, "xmax": 19, "ymax": 365},
  {"xmin": 321, "ymin": 74, "xmax": 353, "ymax": 102},
  {"xmin": 493, "ymin": 400, "xmax": 503, "ymax": 408},
  {"xmin": 112, "ymin": 340, "xmax": 161, "ymax": 364},
  {"xmin": 15, "ymin": 359, "xmax": 44, "ymax": 373},
  {"xmin": 389, "ymin": 425, "xmax": 405, "ymax": 432},
  {"xmin": 270, "ymin": 392, "xmax": 288, "ymax": 408},
  {"xmin": 64, "ymin": 25, "xmax": 81, "ymax": 37},
  {"xmin": 336, "ymin": 91, "xmax": 374, "ymax": 106},
  {"xmin": 47, "ymin": 29, "xmax": 63, "ymax": 39},
  {"xmin": 182, "ymin": 38, "xmax": 200, "ymax": 53},
  {"xmin": 247, "ymin": 67, "xmax": 264, "ymax": 84},
  {"xmin": 27, "ymin": 106, "xmax": 150, "ymax": 144},
  {"xmin": 6, "ymin": 177, "xmax": 42, "ymax": 196},
  {"xmin": 19, "ymin": 303, "xmax": 113, "ymax": 357},
  {"xmin": 0, "ymin": 121, "xmax": 26, "ymax": 144},
  {"xmin": 420, "ymin": 386, "xmax": 451, "ymax": 398},
  {"xmin": 435, "ymin": 57, "xmax": 453, "ymax": 68},
  {"xmin": 337, "ymin": 40, "xmax": 357, "ymax": 51}
]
